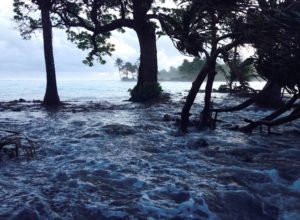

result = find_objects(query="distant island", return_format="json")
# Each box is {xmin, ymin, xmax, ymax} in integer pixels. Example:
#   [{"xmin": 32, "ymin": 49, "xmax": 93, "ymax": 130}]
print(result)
[
  {"xmin": 158, "ymin": 58, "xmax": 228, "ymax": 81},
  {"xmin": 115, "ymin": 57, "xmax": 230, "ymax": 82},
  {"xmin": 115, "ymin": 58, "xmax": 138, "ymax": 81}
]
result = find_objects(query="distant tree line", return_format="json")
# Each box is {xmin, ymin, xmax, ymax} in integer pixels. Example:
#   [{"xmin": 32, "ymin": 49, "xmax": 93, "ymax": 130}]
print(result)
[
  {"xmin": 159, "ymin": 57, "xmax": 253, "ymax": 82},
  {"xmin": 159, "ymin": 58, "xmax": 206, "ymax": 81}
]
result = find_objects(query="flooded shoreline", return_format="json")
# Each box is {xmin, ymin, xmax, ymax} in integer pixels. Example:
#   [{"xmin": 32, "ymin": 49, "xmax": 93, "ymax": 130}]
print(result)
[{"xmin": 1, "ymin": 91, "xmax": 300, "ymax": 219}]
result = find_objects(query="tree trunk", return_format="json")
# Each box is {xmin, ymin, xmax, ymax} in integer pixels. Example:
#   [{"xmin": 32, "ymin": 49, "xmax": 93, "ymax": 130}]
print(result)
[
  {"xmin": 41, "ymin": 7, "xmax": 60, "ymax": 106},
  {"xmin": 199, "ymin": 66, "xmax": 217, "ymax": 128},
  {"xmin": 179, "ymin": 56, "xmax": 217, "ymax": 133},
  {"xmin": 136, "ymin": 23, "xmax": 157, "ymax": 85},
  {"xmin": 130, "ymin": 22, "xmax": 159, "ymax": 102},
  {"xmin": 198, "ymin": 13, "xmax": 218, "ymax": 128},
  {"xmin": 255, "ymin": 81, "xmax": 283, "ymax": 108}
]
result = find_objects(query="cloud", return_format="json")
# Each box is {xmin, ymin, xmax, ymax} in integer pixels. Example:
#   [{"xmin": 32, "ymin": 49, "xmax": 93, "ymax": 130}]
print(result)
[
  {"xmin": 157, "ymin": 36, "xmax": 192, "ymax": 71},
  {"xmin": 109, "ymin": 30, "xmax": 139, "ymax": 61}
]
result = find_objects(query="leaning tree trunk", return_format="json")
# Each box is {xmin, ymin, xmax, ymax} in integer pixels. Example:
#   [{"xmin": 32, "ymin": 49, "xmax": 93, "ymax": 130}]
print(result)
[
  {"xmin": 130, "ymin": 22, "xmax": 158, "ymax": 102},
  {"xmin": 180, "ymin": 55, "xmax": 217, "ymax": 133},
  {"xmin": 198, "ymin": 12, "xmax": 219, "ymax": 128},
  {"xmin": 41, "ymin": 7, "xmax": 60, "ymax": 106},
  {"xmin": 199, "ymin": 65, "xmax": 217, "ymax": 128}
]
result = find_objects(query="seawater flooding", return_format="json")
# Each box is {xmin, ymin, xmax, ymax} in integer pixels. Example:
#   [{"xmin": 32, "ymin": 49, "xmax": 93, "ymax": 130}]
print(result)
[{"xmin": 0, "ymin": 80, "xmax": 300, "ymax": 220}]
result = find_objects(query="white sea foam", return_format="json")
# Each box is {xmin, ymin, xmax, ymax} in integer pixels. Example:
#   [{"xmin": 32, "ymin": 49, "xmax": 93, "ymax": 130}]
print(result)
[{"xmin": 0, "ymin": 80, "xmax": 299, "ymax": 219}]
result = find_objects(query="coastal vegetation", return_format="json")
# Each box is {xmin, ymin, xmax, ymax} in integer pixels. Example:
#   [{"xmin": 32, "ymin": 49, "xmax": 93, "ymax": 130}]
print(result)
[{"xmin": 115, "ymin": 58, "xmax": 138, "ymax": 81}]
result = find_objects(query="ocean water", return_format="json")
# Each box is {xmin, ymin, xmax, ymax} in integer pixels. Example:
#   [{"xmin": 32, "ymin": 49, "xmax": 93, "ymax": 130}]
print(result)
[
  {"xmin": 0, "ymin": 79, "xmax": 299, "ymax": 220},
  {"xmin": 0, "ymin": 80, "xmax": 265, "ymax": 102}
]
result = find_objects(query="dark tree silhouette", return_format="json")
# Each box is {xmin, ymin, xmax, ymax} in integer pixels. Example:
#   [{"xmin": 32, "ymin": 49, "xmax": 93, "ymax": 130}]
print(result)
[
  {"xmin": 210, "ymin": 0, "xmax": 300, "ymax": 132},
  {"xmin": 14, "ymin": 0, "xmax": 61, "ymax": 106}
]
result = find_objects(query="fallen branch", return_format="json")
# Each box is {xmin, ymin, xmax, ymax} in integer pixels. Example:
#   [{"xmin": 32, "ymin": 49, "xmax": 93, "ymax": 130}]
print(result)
[
  {"xmin": 0, "ymin": 130, "xmax": 36, "ymax": 159},
  {"xmin": 240, "ymin": 93, "xmax": 300, "ymax": 133},
  {"xmin": 259, "ymin": 111, "xmax": 300, "ymax": 127},
  {"xmin": 211, "ymin": 96, "xmax": 256, "ymax": 113}
]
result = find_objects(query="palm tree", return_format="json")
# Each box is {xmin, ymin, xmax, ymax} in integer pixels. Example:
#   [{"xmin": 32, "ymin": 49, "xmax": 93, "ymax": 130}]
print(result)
[{"xmin": 115, "ymin": 58, "xmax": 124, "ymax": 79}]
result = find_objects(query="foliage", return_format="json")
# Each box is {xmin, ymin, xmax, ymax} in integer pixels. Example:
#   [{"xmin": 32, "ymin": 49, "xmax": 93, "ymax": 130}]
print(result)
[
  {"xmin": 52, "ymin": 0, "xmax": 169, "ymax": 66},
  {"xmin": 250, "ymin": 0, "xmax": 300, "ymax": 93},
  {"xmin": 178, "ymin": 58, "xmax": 205, "ymax": 76},
  {"xmin": 66, "ymin": 30, "xmax": 114, "ymax": 66},
  {"xmin": 221, "ymin": 48, "xmax": 256, "ymax": 87},
  {"xmin": 115, "ymin": 58, "xmax": 124, "ymax": 70},
  {"xmin": 13, "ymin": 0, "xmax": 63, "ymax": 38},
  {"xmin": 121, "ymin": 61, "xmax": 138, "ymax": 79},
  {"xmin": 161, "ymin": 0, "xmax": 253, "ymax": 58},
  {"xmin": 115, "ymin": 58, "xmax": 138, "ymax": 79}
]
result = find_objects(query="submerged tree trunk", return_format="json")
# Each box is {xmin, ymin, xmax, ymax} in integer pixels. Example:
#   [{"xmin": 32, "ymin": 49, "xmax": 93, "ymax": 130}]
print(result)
[
  {"xmin": 180, "ymin": 55, "xmax": 217, "ymax": 133},
  {"xmin": 41, "ymin": 6, "xmax": 60, "ymax": 106},
  {"xmin": 130, "ymin": 20, "xmax": 159, "ymax": 102},
  {"xmin": 199, "ymin": 64, "xmax": 217, "ymax": 128},
  {"xmin": 198, "ymin": 13, "xmax": 219, "ymax": 128}
]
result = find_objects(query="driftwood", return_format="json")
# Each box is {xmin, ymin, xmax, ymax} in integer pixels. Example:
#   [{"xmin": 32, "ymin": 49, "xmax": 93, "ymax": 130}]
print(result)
[{"xmin": 0, "ymin": 130, "xmax": 36, "ymax": 159}]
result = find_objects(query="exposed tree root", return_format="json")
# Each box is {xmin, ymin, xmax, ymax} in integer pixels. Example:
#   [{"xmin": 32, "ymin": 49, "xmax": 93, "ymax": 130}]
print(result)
[
  {"xmin": 254, "ymin": 110, "xmax": 300, "ymax": 134},
  {"xmin": 240, "ymin": 93, "xmax": 300, "ymax": 133},
  {"xmin": 0, "ymin": 130, "xmax": 36, "ymax": 159}
]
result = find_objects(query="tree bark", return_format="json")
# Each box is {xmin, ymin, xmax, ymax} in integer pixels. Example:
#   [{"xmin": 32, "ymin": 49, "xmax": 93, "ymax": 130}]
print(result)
[
  {"xmin": 179, "ymin": 55, "xmax": 217, "ymax": 133},
  {"xmin": 41, "ymin": 6, "xmax": 60, "ymax": 106},
  {"xmin": 136, "ymin": 22, "xmax": 158, "ymax": 86},
  {"xmin": 129, "ymin": 21, "xmax": 159, "ymax": 102},
  {"xmin": 199, "ymin": 66, "xmax": 217, "ymax": 128}
]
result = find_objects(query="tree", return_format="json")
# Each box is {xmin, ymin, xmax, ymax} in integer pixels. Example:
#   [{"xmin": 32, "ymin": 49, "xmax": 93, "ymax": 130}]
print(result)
[
  {"xmin": 115, "ymin": 58, "xmax": 124, "ymax": 79},
  {"xmin": 121, "ymin": 61, "xmax": 138, "ymax": 80},
  {"xmin": 221, "ymin": 48, "xmax": 256, "ymax": 93},
  {"xmin": 54, "ymin": 0, "xmax": 168, "ymax": 102},
  {"xmin": 239, "ymin": 0, "xmax": 300, "ymax": 132},
  {"xmin": 162, "ymin": 0, "xmax": 253, "ymax": 132},
  {"xmin": 210, "ymin": 0, "xmax": 300, "ymax": 133},
  {"xmin": 13, "ymin": 0, "xmax": 61, "ymax": 106}
]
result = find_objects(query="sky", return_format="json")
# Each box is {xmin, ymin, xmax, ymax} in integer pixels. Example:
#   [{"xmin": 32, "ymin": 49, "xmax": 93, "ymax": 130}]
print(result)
[{"xmin": 0, "ymin": 0, "xmax": 190, "ymax": 80}]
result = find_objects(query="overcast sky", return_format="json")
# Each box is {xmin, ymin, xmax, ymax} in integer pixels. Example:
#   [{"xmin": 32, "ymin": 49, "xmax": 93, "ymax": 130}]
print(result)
[{"xmin": 0, "ymin": 0, "xmax": 190, "ymax": 80}]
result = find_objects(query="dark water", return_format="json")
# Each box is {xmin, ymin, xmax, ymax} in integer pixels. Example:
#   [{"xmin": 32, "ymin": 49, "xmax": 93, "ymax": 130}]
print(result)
[{"xmin": 0, "ymin": 81, "xmax": 299, "ymax": 219}]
